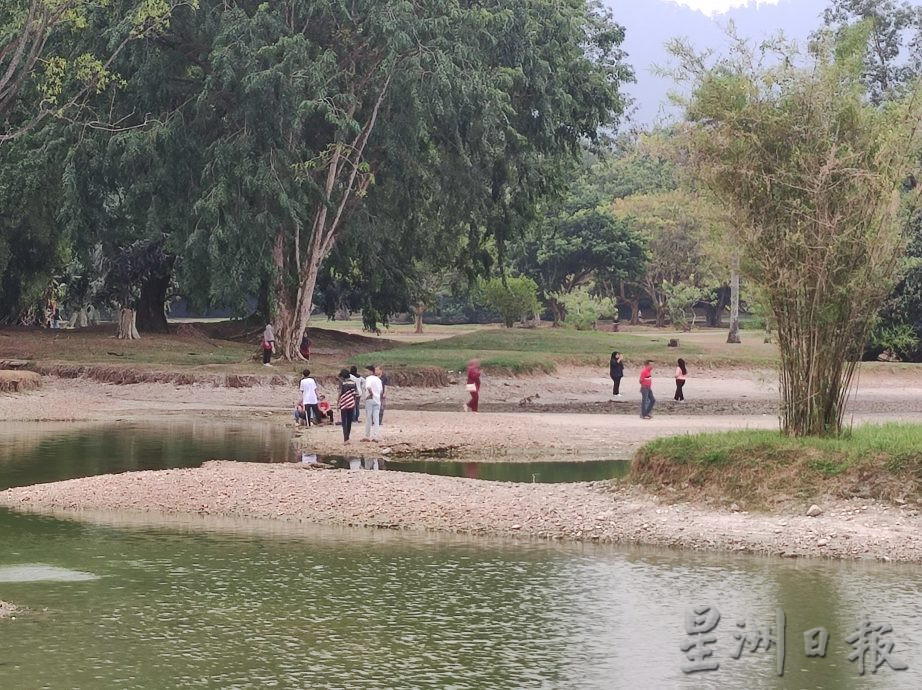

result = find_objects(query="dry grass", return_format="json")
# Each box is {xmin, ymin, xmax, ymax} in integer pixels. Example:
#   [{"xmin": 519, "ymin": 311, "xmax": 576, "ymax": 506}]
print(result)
[{"xmin": 0, "ymin": 370, "xmax": 41, "ymax": 392}]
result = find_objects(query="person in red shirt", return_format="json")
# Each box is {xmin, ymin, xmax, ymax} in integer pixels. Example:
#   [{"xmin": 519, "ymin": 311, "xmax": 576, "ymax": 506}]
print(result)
[
  {"xmin": 639, "ymin": 360, "xmax": 655, "ymax": 419},
  {"xmin": 464, "ymin": 359, "xmax": 481, "ymax": 413}
]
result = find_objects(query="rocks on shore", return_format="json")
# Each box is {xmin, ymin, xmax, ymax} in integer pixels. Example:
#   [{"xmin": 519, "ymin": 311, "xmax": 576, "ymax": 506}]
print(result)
[
  {"xmin": 0, "ymin": 600, "xmax": 19, "ymax": 619},
  {"xmin": 2, "ymin": 462, "xmax": 922, "ymax": 563}
]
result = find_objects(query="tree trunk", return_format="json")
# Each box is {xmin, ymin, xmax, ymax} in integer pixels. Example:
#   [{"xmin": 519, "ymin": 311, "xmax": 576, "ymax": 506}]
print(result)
[
  {"xmin": 413, "ymin": 302, "xmax": 425, "ymax": 334},
  {"xmin": 629, "ymin": 300, "xmax": 640, "ymax": 325},
  {"xmin": 708, "ymin": 284, "xmax": 730, "ymax": 327},
  {"xmin": 117, "ymin": 308, "xmax": 140, "ymax": 340},
  {"xmin": 74, "ymin": 306, "xmax": 88, "ymax": 328},
  {"xmin": 727, "ymin": 256, "xmax": 741, "ymax": 344},
  {"xmin": 655, "ymin": 303, "xmax": 667, "ymax": 328},
  {"xmin": 136, "ymin": 270, "xmax": 171, "ymax": 333}
]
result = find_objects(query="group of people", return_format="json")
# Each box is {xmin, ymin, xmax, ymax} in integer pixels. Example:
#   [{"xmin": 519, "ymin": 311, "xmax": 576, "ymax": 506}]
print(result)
[
  {"xmin": 296, "ymin": 365, "xmax": 390, "ymax": 444},
  {"xmin": 609, "ymin": 351, "xmax": 688, "ymax": 420}
]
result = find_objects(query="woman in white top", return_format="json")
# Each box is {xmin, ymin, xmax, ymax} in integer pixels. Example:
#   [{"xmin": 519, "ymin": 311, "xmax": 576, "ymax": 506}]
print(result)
[
  {"xmin": 298, "ymin": 368, "xmax": 321, "ymax": 426},
  {"xmin": 674, "ymin": 358, "xmax": 687, "ymax": 402}
]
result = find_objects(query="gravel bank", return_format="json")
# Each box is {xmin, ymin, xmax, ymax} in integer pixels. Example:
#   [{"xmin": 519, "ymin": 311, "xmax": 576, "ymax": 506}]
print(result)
[
  {"xmin": 0, "ymin": 601, "xmax": 18, "ymax": 619},
  {"xmin": 4, "ymin": 461, "xmax": 922, "ymax": 563}
]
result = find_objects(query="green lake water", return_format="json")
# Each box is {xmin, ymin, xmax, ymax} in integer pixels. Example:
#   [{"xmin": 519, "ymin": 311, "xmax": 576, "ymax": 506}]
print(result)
[{"xmin": 0, "ymin": 422, "xmax": 921, "ymax": 689}]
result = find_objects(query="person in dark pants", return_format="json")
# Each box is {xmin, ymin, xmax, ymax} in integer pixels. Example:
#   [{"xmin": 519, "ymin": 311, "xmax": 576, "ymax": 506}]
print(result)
[
  {"xmin": 639, "ymin": 360, "xmax": 655, "ymax": 419},
  {"xmin": 349, "ymin": 366, "xmax": 363, "ymax": 424},
  {"xmin": 337, "ymin": 369, "xmax": 358, "ymax": 443},
  {"xmin": 262, "ymin": 323, "xmax": 275, "ymax": 366},
  {"xmin": 376, "ymin": 365, "xmax": 389, "ymax": 425},
  {"xmin": 674, "ymin": 358, "xmax": 687, "ymax": 402},
  {"xmin": 298, "ymin": 369, "xmax": 321, "ymax": 426},
  {"xmin": 609, "ymin": 351, "xmax": 624, "ymax": 398}
]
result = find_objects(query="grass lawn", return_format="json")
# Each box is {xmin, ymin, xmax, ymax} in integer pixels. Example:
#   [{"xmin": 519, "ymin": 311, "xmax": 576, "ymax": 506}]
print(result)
[
  {"xmin": 351, "ymin": 325, "xmax": 779, "ymax": 374},
  {"xmin": 630, "ymin": 424, "xmax": 922, "ymax": 509}
]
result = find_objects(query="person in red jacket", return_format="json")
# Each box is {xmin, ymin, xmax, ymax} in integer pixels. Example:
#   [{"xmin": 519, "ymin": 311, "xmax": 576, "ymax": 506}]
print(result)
[
  {"xmin": 464, "ymin": 359, "xmax": 481, "ymax": 413},
  {"xmin": 639, "ymin": 360, "xmax": 655, "ymax": 419}
]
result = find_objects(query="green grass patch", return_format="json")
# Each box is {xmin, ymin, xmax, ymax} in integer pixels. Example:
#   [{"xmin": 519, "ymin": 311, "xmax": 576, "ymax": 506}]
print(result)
[
  {"xmin": 630, "ymin": 424, "xmax": 922, "ymax": 510},
  {"xmin": 350, "ymin": 327, "xmax": 775, "ymax": 373}
]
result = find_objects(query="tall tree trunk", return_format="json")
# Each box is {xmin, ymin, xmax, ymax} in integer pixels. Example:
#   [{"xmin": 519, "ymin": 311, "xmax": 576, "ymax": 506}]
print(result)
[
  {"xmin": 117, "ymin": 308, "xmax": 140, "ymax": 339},
  {"xmin": 628, "ymin": 300, "xmax": 640, "ymax": 325},
  {"xmin": 727, "ymin": 255, "xmax": 741, "ymax": 344},
  {"xmin": 272, "ymin": 229, "xmax": 297, "ymax": 360},
  {"xmin": 413, "ymin": 302, "xmax": 425, "ymax": 334},
  {"xmin": 708, "ymin": 284, "xmax": 730, "ymax": 327},
  {"xmin": 136, "ymin": 269, "xmax": 171, "ymax": 333}
]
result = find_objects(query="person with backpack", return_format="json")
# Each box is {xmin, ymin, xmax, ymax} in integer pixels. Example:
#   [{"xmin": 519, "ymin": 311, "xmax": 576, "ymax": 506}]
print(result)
[
  {"xmin": 349, "ymin": 366, "xmax": 365, "ymax": 424},
  {"xmin": 337, "ymin": 369, "xmax": 358, "ymax": 443}
]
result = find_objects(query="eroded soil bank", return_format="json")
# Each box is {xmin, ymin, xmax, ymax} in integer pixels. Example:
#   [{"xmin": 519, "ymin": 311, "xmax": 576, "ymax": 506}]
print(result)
[{"xmin": 3, "ymin": 461, "xmax": 922, "ymax": 563}]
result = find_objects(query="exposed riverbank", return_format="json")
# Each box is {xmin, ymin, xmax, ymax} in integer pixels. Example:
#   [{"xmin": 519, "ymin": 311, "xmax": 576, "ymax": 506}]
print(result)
[{"xmin": 3, "ymin": 460, "xmax": 922, "ymax": 563}]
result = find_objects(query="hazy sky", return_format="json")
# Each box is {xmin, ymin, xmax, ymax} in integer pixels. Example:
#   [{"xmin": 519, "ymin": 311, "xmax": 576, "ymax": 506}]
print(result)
[{"xmin": 666, "ymin": 0, "xmax": 781, "ymax": 16}]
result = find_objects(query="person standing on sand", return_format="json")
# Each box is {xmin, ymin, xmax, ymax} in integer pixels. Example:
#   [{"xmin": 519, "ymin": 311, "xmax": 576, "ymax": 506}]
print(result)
[
  {"xmin": 674, "ymin": 358, "xmax": 687, "ymax": 402},
  {"xmin": 639, "ymin": 360, "xmax": 655, "ymax": 419},
  {"xmin": 376, "ymin": 365, "xmax": 389, "ymax": 425},
  {"xmin": 363, "ymin": 365, "xmax": 383, "ymax": 442},
  {"xmin": 338, "ymin": 369, "xmax": 358, "ymax": 443},
  {"xmin": 464, "ymin": 359, "xmax": 481, "ymax": 412},
  {"xmin": 262, "ymin": 323, "xmax": 276, "ymax": 366},
  {"xmin": 609, "ymin": 351, "xmax": 624, "ymax": 399},
  {"xmin": 299, "ymin": 368, "xmax": 321, "ymax": 426},
  {"xmin": 349, "ymin": 366, "xmax": 364, "ymax": 424}
]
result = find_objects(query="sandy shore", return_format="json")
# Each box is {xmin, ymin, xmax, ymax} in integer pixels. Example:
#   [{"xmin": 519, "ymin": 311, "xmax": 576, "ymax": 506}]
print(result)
[
  {"xmin": 2, "ymin": 366, "xmax": 922, "ymax": 563},
  {"xmin": 3, "ymin": 460, "xmax": 922, "ymax": 562},
  {"xmin": 3, "ymin": 367, "xmax": 922, "ymax": 460}
]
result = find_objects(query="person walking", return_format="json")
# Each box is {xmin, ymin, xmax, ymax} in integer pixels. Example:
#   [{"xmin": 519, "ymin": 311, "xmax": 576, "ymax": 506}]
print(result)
[
  {"xmin": 299, "ymin": 369, "xmax": 321, "ymax": 426},
  {"xmin": 363, "ymin": 365, "xmax": 383, "ymax": 442},
  {"xmin": 349, "ymin": 366, "xmax": 364, "ymax": 424},
  {"xmin": 674, "ymin": 358, "xmax": 687, "ymax": 402},
  {"xmin": 262, "ymin": 322, "xmax": 276, "ymax": 366},
  {"xmin": 337, "ymin": 369, "xmax": 358, "ymax": 443},
  {"xmin": 639, "ymin": 360, "xmax": 655, "ymax": 419},
  {"xmin": 464, "ymin": 359, "xmax": 481, "ymax": 412},
  {"xmin": 609, "ymin": 351, "xmax": 624, "ymax": 399}
]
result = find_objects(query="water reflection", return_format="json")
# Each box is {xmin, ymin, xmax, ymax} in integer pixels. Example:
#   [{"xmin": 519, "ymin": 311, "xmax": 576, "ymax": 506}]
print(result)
[{"xmin": 0, "ymin": 421, "xmax": 295, "ymax": 490}]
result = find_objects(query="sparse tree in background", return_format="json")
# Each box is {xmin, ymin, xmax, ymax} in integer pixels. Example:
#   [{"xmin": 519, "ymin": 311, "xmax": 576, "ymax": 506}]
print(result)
[{"xmin": 673, "ymin": 26, "xmax": 922, "ymax": 436}]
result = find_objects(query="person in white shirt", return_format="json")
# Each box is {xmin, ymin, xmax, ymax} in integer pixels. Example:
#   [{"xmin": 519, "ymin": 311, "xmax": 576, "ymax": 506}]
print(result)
[
  {"xmin": 298, "ymin": 368, "xmax": 321, "ymax": 426},
  {"xmin": 362, "ymin": 365, "xmax": 383, "ymax": 442}
]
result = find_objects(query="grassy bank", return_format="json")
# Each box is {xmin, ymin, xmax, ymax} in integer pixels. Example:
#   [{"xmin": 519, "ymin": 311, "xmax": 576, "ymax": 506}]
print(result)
[
  {"xmin": 351, "ymin": 326, "xmax": 777, "ymax": 374},
  {"xmin": 630, "ymin": 424, "xmax": 922, "ymax": 510}
]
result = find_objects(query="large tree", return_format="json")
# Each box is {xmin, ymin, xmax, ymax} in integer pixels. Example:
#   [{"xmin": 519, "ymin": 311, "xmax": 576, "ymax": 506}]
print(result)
[
  {"xmin": 186, "ymin": 0, "xmax": 631, "ymax": 359},
  {"xmin": 673, "ymin": 27, "xmax": 922, "ymax": 436}
]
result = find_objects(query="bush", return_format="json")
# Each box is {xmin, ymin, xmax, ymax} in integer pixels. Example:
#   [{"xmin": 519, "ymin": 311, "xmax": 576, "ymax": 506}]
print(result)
[
  {"xmin": 551, "ymin": 287, "xmax": 615, "ymax": 331},
  {"xmin": 478, "ymin": 276, "xmax": 540, "ymax": 328}
]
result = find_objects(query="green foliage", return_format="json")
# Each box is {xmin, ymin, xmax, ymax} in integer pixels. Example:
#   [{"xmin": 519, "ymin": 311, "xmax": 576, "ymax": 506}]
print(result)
[
  {"xmin": 673, "ymin": 29, "xmax": 922, "ymax": 436},
  {"xmin": 550, "ymin": 286, "xmax": 615, "ymax": 331},
  {"xmin": 662, "ymin": 280, "xmax": 703, "ymax": 331},
  {"xmin": 478, "ymin": 276, "xmax": 540, "ymax": 328}
]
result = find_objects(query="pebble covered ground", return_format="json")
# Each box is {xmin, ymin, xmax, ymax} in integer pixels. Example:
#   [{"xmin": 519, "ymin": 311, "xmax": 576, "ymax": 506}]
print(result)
[{"xmin": 4, "ymin": 461, "xmax": 922, "ymax": 563}]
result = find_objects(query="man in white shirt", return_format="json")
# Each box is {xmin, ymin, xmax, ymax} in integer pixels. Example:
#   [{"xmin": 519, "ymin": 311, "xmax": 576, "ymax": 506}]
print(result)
[
  {"xmin": 362, "ymin": 365, "xmax": 383, "ymax": 442},
  {"xmin": 298, "ymin": 368, "xmax": 321, "ymax": 426}
]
